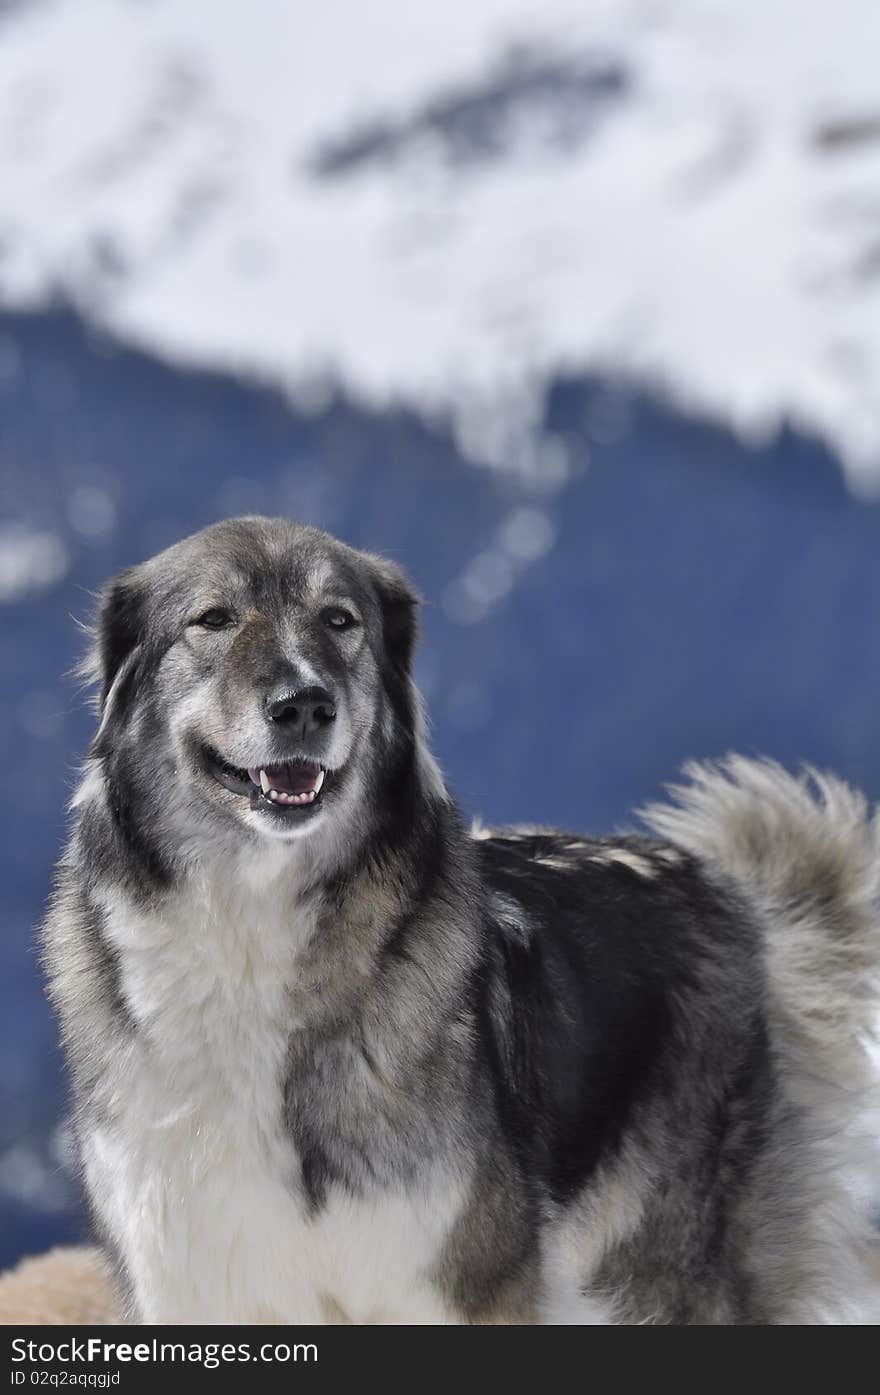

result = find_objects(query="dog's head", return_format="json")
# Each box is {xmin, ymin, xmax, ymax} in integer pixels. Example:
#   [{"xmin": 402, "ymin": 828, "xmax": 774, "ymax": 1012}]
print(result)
[{"xmin": 85, "ymin": 517, "xmax": 425, "ymax": 851}]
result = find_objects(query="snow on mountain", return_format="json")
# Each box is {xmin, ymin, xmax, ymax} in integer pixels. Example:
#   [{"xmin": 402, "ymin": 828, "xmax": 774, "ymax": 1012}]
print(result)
[{"xmin": 1, "ymin": 0, "xmax": 879, "ymax": 487}]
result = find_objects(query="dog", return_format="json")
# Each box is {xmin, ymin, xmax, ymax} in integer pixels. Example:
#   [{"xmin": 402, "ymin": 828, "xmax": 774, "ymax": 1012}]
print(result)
[{"xmin": 41, "ymin": 516, "xmax": 879, "ymax": 1323}]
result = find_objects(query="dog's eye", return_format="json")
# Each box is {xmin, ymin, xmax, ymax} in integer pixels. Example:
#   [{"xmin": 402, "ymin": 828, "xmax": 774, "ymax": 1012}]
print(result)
[
  {"xmin": 193, "ymin": 608, "xmax": 235, "ymax": 630},
  {"xmin": 323, "ymin": 607, "xmax": 357, "ymax": 630}
]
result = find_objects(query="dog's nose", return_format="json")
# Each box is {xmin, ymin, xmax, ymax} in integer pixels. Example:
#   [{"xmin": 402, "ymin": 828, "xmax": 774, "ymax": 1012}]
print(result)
[{"xmin": 265, "ymin": 685, "xmax": 337, "ymax": 737}]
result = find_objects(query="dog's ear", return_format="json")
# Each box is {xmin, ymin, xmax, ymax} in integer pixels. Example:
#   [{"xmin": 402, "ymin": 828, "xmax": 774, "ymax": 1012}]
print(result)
[
  {"xmin": 84, "ymin": 567, "xmax": 147, "ymax": 713},
  {"xmin": 370, "ymin": 556, "xmax": 420, "ymax": 678}
]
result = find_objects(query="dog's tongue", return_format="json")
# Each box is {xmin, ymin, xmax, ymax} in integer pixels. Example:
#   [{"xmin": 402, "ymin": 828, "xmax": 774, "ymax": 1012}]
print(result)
[{"xmin": 247, "ymin": 761, "xmax": 321, "ymax": 795}]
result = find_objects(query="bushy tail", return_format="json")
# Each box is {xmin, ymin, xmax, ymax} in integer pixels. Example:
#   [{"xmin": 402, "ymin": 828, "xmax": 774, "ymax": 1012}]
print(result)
[
  {"xmin": 643, "ymin": 757, "xmax": 880, "ymax": 1320},
  {"xmin": 642, "ymin": 756, "xmax": 880, "ymax": 1085}
]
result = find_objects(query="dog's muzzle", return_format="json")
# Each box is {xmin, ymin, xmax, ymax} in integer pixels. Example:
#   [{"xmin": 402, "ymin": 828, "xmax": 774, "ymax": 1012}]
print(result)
[{"xmin": 200, "ymin": 685, "xmax": 339, "ymax": 818}]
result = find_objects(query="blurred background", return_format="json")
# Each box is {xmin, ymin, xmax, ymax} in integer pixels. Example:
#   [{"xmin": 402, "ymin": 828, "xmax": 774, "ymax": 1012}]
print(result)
[{"xmin": 2, "ymin": 0, "xmax": 880, "ymax": 1268}]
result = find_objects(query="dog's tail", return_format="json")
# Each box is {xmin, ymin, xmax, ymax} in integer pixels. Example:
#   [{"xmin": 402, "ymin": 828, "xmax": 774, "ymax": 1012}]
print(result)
[
  {"xmin": 642, "ymin": 756, "xmax": 880, "ymax": 1087},
  {"xmin": 643, "ymin": 757, "xmax": 880, "ymax": 1320}
]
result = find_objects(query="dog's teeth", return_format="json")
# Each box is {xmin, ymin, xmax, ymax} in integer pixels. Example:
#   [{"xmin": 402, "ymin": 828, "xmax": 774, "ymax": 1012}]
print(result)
[
  {"xmin": 261, "ymin": 782, "xmax": 318, "ymax": 807},
  {"xmin": 314, "ymin": 769, "xmax": 325, "ymax": 794}
]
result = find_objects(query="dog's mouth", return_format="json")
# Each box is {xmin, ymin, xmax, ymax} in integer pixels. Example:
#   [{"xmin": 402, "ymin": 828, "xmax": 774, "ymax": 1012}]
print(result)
[{"xmin": 203, "ymin": 746, "xmax": 327, "ymax": 813}]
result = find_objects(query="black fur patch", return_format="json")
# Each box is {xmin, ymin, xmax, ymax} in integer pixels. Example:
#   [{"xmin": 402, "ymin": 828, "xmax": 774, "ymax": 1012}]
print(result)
[{"xmin": 474, "ymin": 833, "xmax": 765, "ymax": 1205}]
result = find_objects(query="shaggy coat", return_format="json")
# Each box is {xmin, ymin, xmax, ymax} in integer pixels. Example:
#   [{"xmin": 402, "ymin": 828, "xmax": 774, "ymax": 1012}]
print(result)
[{"xmin": 42, "ymin": 517, "xmax": 879, "ymax": 1324}]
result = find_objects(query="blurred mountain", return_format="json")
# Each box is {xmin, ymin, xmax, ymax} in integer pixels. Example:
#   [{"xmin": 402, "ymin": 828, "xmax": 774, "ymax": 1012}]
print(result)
[{"xmin": 1, "ymin": 0, "xmax": 880, "ymax": 486}]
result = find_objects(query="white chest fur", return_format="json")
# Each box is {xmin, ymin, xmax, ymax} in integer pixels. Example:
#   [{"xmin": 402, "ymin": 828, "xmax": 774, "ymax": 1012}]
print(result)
[{"xmin": 83, "ymin": 859, "xmax": 462, "ymax": 1324}]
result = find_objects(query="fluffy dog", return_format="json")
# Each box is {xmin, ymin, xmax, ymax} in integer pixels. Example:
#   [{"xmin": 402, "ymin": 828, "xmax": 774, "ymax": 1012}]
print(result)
[{"xmin": 42, "ymin": 517, "xmax": 879, "ymax": 1323}]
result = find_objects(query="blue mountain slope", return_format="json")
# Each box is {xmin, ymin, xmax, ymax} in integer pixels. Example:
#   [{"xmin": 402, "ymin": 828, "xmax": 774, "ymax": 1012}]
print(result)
[{"xmin": 1, "ymin": 307, "xmax": 878, "ymax": 1265}]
